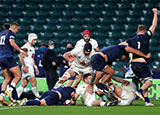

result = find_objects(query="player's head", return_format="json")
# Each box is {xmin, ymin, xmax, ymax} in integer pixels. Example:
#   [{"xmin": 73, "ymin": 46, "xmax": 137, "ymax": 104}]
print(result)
[
  {"xmin": 48, "ymin": 40, "xmax": 55, "ymax": 50},
  {"xmin": 9, "ymin": 22, "xmax": 19, "ymax": 34},
  {"xmin": 28, "ymin": 33, "xmax": 38, "ymax": 45},
  {"xmin": 83, "ymin": 42, "xmax": 92, "ymax": 55},
  {"xmin": 83, "ymin": 73, "xmax": 91, "ymax": 83},
  {"xmin": 3, "ymin": 23, "xmax": 10, "ymax": 30},
  {"xmin": 83, "ymin": 30, "xmax": 91, "ymax": 42},
  {"xmin": 137, "ymin": 25, "xmax": 147, "ymax": 34}
]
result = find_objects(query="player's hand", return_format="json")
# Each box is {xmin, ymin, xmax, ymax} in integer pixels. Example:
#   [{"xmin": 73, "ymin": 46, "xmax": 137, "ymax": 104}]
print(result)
[
  {"xmin": 145, "ymin": 53, "xmax": 151, "ymax": 58},
  {"xmin": 152, "ymin": 8, "xmax": 158, "ymax": 14},
  {"xmin": 52, "ymin": 61, "xmax": 56, "ymax": 66},
  {"xmin": 35, "ymin": 68, "xmax": 39, "ymax": 75},
  {"xmin": 23, "ymin": 66, "xmax": 28, "ymax": 73}
]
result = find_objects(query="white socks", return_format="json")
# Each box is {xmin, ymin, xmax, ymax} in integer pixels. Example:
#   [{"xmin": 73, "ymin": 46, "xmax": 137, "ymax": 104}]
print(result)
[
  {"xmin": 100, "ymin": 102, "xmax": 106, "ymax": 107},
  {"xmin": 32, "ymin": 86, "xmax": 40, "ymax": 98},
  {"xmin": 17, "ymin": 85, "xmax": 24, "ymax": 98},
  {"xmin": 17, "ymin": 86, "xmax": 40, "ymax": 98}
]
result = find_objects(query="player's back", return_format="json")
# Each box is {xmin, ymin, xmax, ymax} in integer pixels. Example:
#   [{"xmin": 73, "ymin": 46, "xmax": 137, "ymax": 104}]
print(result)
[
  {"xmin": 0, "ymin": 30, "xmax": 15, "ymax": 58},
  {"xmin": 53, "ymin": 86, "xmax": 75, "ymax": 105},
  {"xmin": 126, "ymin": 31, "xmax": 152, "ymax": 59},
  {"xmin": 100, "ymin": 45, "xmax": 126, "ymax": 63}
]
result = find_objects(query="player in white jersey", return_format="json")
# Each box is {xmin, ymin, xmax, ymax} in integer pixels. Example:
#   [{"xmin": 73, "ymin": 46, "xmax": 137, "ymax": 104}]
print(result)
[
  {"xmin": 17, "ymin": 33, "xmax": 40, "ymax": 98},
  {"xmin": 109, "ymin": 77, "xmax": 137, "ymax": 106},
  {"xmin": 75, "ymin": 30, "xmax": 99, "ymax": 51},
  {"xmin": 54, "ymin": 43, "xmax": 95, "ymax": 88},
  {"xmin": 72, "ymin": 73, "xmax": 116, "ymax": 106}
]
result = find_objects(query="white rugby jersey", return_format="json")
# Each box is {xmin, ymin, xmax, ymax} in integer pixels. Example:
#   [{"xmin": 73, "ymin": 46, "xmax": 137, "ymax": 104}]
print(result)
[
  {"xmin": 76, "ymin": 83, "xmax": 98, "ymax": 96},
  {"xmin": 75, "ymin": 38, "xmax": 98, "ymax": 51},
  {"xmin": 21, "ymin": 42, "xmax": 35, "ymax": 66},
  {"xmin": 70, "ymin": 46, "xmax": 95, "ymax": 68}
]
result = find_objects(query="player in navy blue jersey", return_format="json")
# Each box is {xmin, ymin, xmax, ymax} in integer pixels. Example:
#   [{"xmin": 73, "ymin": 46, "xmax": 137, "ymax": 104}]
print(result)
[
  {"xmin": 90, "ymin": 45, "xmax": 150, "ymax": 91},
  {"xmin": 19, "ymin": 86, "xmax": 75, "ymax": 106},
  {"xmin": 0, "ymin": 22, "xmax": 28, "ymax": 106},
  {"xmin": 120, "ymin": 8, "xmax": 158, "ymax": 106}
]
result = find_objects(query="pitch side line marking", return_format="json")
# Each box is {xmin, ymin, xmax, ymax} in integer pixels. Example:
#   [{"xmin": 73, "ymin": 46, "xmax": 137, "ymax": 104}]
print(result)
[{"xmin": 0, "ymin": 106, "xmax": 33, "ymax": 110}]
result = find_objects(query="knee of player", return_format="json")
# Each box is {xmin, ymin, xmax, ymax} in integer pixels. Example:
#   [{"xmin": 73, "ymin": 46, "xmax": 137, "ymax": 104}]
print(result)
[{"xmin": 4, "ymin": 77, "xmax": 11, "ymax": 83}]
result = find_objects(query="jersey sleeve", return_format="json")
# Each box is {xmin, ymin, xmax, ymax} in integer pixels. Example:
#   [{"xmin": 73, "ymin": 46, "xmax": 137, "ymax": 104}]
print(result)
[
  {"xmin": 9, "ymin": 33, "xmax": 16, "ymax": 40},
  {"xmin": 93, "ymin": 39, "xmax": 98, "ymax": 49},
  {"xmin": 21, "ymin": 44, "xmax": 28, "ymax": 49},
  {"xmin": 70, "ymin": 47, "xmax": 81, "ymax": 57},
  {"xmin": 145, "ymin": 30, "xmax": 152, "ymax": 39},
  {"xmin": 76, "ymin": 86, "xmax": 82, "ymax": 95}
]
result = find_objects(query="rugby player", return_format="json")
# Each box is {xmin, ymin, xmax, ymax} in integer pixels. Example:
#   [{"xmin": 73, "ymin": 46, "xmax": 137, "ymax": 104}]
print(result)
[
  {"xmin": 0, "ymin": 22, "xmax": 27, "ymax": 105},
  {"xmin": 17, "ymin": 33, "xmax": 40, "ymax": 98},
  {"xmin": 54, "ymin": 43, "xmax": 95, "ymax": 88},
  {"xmin": 90, "ymin": 45, "xmax": 150, "ymax": 91},
  {"xmin": 120, "ymin": 8, "xmax": 158, "ymax": 106}
]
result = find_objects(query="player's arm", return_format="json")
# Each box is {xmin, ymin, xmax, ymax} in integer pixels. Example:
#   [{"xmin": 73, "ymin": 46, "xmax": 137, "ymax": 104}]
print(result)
[
  {"xmin": 71, "ymin": 93, "xmax": 79, "ymax": 101},
  {"xmin": 112, "ymin": 77, "xmax": 129, "ymax": 85},
  {"xmin": 149, "ymin": 8, "xmax": 158, "ymax": 34},
  {"xmin": 19, "ymin": 51, "xmax": 28, "ymax": 73},
  {"xmin": 10, "ymin": 39, "xmax": 28, "ymax": 56},
  {"xmin": 125, "ymin": 46, "xmax": 150, "ymax": 58},
  {"xmin": 63, "ymin": 51, "xmax": 72, "ymax": 62},
  {"xmin": 119, "ymin": 41, "xmax": 128, "ymax": 46},
  {"xmin": 95, "ymin": 47, "xmax": 99, "ymax": 51}
]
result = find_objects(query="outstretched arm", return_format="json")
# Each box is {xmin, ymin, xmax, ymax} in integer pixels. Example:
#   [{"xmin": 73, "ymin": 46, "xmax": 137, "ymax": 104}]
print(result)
[
  {"xmin": 125, "ymin": 46, "xmax": 150, "ymax": 58},
  {"xmin": 149, "ymin": 8, "xmax": 158, "ymax": 34}
]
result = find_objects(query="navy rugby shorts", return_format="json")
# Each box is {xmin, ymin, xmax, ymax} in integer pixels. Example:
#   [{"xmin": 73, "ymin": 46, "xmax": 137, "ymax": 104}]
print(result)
[
  {"xmin": 0, "ymin": 57, "xmax": 18, "ymax": 70},
  {"xmin": 131, "ymin": 62, "xmax": 152, "ymax": 78},
  {"xmin": 90, "ymin": 54, "xmax": 106, "ymax": 72}
]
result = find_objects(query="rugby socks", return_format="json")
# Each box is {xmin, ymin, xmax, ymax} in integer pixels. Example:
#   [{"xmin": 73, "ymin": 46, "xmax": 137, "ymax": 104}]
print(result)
[
  {"xmin": 144, "ymin": 97, "xmax": 150, "ymax": 103},
  {"xmin": 97, "ymin": 83, "xmax": 109, "ymax": 91},
  {"xmin": 100, "ymin": 102, "xmax": 106, "ymax": 107},
  {"xmin": 17, "ymin": 85, "xmax": 24, "ymax": 98},
  {"xmin": 138, "ymin": 89, "xmax": 143, "ymax": 94},
  {"xmin": 12, "ymin": 86, "xmax": 19, "ymax": 100},
  {"xmin": 26, "ymin": 100, "xmax": 40, "ymax": 105},
  {"xmin": 32, "ymin": 86, "xmax": 40, "ymax": 98},
  {"xmin": 0, "ymin": 91, "xmax": 5, "ymax": 97},
  {"xmin": 8, "ymin": 83, "xmax": 16, "ymax": 92}
]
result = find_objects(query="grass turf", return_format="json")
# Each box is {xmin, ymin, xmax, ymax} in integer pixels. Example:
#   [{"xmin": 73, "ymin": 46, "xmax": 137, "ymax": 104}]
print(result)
[{"xmin": 0, "ymin": 100, "xmax": 160, "ymax": 115}]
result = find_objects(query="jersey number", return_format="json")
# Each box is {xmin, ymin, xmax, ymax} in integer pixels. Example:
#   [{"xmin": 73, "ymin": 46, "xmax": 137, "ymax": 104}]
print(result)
[
  {"xmin": 0, "ymin": 36, "xmax": 6, "ymax": 45},
  {"xmin": 137, "ymin": 41, "xmax": 141, "ymax": 49}
]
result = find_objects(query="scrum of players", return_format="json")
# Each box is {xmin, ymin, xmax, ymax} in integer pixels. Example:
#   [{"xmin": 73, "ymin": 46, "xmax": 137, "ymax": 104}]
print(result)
[{"xmin": 0, "ymin": 8, "xmax": 158, "ymax": 107}]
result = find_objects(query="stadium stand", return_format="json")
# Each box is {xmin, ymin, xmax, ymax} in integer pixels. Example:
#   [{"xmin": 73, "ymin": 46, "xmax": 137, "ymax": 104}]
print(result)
[{"xmin": 0, "ymin": 0, "xmax": 160, "ymax": 78}]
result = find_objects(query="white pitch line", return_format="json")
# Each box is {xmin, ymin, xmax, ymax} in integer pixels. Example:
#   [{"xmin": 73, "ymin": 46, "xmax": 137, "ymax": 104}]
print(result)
[{"xmin": 0, "ymin": 106, "xmax": 33, "ymax": 110}]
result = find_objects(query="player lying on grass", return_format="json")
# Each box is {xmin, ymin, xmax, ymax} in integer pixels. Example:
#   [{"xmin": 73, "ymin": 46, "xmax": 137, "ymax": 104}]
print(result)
[
  {"xmin": 109, "ymin": 77, "xmax": 137, "ymax": 106},
  {"xmin": 72, "ymin": 73, "xmax": 118, "ymax": 107},
  {"xmin": 17, "ymin": 86, "xmax": 75, "ymax": 106}
]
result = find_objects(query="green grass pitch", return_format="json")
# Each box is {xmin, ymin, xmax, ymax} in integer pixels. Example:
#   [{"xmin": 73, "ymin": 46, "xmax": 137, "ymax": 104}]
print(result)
[{"xmin": 0, "ymin": 100, "xmax": 160, "ymax": 115}]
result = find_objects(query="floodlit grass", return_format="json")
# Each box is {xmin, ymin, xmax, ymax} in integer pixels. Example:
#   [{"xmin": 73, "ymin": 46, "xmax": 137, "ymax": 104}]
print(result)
[{"xmin": 0, "ymin": 100, "xmax": 160, "ymax": 115}]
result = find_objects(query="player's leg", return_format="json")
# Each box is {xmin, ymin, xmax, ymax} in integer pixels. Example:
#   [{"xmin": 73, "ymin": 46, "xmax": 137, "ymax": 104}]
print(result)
[
  {"xmin": 8, "ymin": 65, "xmax": 21, "ymax": 93},
  {"xmin": 17, "ymin": 79, "xmax": 28, "ymax": 98},
  {"xmin": 54, "ymin": 69, "xmax": 76, "ymax": 88},
  {"xmin": 29, "ymin": 77, "xmax": 40, "ymax": 98},
  {"xmin": 101, "ymin": 65, "xmax": 114, "ymax": 84},
  {"xmin": 0, "ymin": 69, "xmax": 11, "ymax": 96},
  {"xmin": 72, "ymin": 74, "xmax": 82, "ymax": 88}
]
